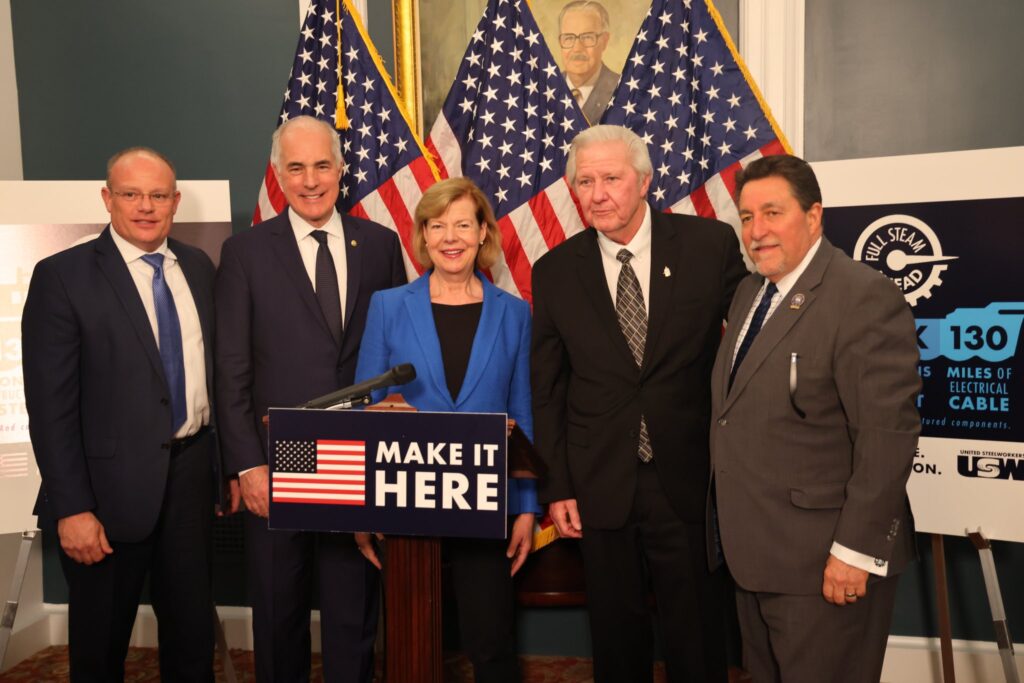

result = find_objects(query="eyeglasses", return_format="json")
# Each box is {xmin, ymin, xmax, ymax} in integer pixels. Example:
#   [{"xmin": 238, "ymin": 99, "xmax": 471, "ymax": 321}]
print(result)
[
  {"xmin": 558, "ymin": 32, "xmax": 604, "ymax": 48},
  {"xmin": 110, "ymin": 190, "xmax": 175, "ymax": 205}
]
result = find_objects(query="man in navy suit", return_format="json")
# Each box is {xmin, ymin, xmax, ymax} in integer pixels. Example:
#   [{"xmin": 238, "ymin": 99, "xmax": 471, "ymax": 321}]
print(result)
[
  {"xmin": 23, "ymin": 147, "xmax": 222, "ymax": 681},
  {"xmin": 215, "ymin": 115, "xmax": 407, "ymax": 682}
]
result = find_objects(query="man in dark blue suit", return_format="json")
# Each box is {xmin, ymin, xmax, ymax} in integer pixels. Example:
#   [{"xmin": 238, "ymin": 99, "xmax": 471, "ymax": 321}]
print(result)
[
  {"xmin": 215, "ymin": 115, "xmax": 407, "ymax": 682},
  {"xmin": 23, "ymin": 147, "xmax": 223, "ymax": 681}
]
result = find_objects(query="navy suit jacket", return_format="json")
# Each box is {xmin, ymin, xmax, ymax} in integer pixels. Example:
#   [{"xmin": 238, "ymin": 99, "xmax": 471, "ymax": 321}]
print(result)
[
  {"xmin": 22, "ymin": 227, "xmax": 217, "ymax": 542},
  {"xmin": 355, "ymin": 273, "xmax": 541, "ymax": 515},
  {"xmin": 215, "ymin": 211, "xmax": 406, "ymax": 475}
]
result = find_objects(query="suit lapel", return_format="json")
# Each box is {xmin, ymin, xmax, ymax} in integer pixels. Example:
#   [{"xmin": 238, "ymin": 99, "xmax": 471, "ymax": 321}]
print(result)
[
  {"xmin": 643, "ymin": 212, "xmax": 677, "ymax": 374},
  {"xmin": 403, "ymin": 275, "xmax": 455, "ymax": 408},
  {"xmin": 341, "ymin": 216, "xmax": 361, "ymax": 332},
  {"xmin": 575, "ymin": 231, "xmax": 637, "ymax": 369},
  {"xmin": 269, "ymin": 213, "xmax": 337, "ymax": 343},
  {"xmin": 173, "ymin": 240, "xmax": 214, "ymax": 393},
  {"xmin": 93, "ymin": 227, "xmax": 167, "ymax": 390},
  {"xmin": 455, "ymin": 277, "xmax": 506, "ymax": 406},
  {"xmin": 724, "ymin": 240, "xmax": 834, "ymax": 410}
]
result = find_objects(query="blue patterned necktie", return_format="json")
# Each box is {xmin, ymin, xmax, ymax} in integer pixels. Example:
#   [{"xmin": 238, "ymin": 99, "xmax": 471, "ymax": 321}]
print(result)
[
  {"xmin": 140, "ymin": 253, "xmax": 187, "ymax": 432},
  {"xmin": 615, "ymin": 249, "xmax": 653, "ymax": 463},
  {"xmin": 729, "ymin": 281, "xmax": 778, "ymax": 391},
  {"xmin": 310, "ymin": 230, "xmax": 342, "ymax": 344}
]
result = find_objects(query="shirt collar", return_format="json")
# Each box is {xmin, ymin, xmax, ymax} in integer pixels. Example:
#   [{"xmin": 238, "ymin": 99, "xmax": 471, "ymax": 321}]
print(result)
[
  {"xmin": 108, "ymin": 224, "xmax": 173, "ymax": 263},
  {"xmin": 596, "ymin": 203, "xmax": 652, "ymax": 261},
  {"xmin": 772, "ymin": 236, "xmax": 822, "ymax": 298},
  {"xmin": 288, "ymin": 207, "xmax": 344, "ymax": 241}
]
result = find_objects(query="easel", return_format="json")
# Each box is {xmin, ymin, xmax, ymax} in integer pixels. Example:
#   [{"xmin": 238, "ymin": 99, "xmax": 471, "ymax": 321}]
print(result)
[
  {"xmin": 931, "ymin": 530, "xmax": 1020, "ymax": 683},
  {"xmin": 0, "ymin": 530, "xmax": 38, "ymax": 670}
]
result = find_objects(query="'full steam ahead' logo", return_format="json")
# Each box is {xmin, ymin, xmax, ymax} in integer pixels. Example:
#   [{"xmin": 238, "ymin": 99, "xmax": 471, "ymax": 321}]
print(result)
[{"xmin": 853, "ymin": 215, "xmax": 958, "ymax": 307}]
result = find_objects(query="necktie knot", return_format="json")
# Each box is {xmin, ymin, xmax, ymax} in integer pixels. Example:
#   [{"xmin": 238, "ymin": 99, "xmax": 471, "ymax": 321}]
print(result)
[
  {"xmin": 763, "ymin": 281, "xmax": 778, "ymax": 301},
  {"xmin": 141, "ymin": 253, "xmax": 165, "ymax": 272},
  {"xmin": 310, "ymin": 229, "xmax": 330, "ymax": 246},
  {"xmin": 616, "ymin": 249, "xmax": 634, "ymax": 265}
]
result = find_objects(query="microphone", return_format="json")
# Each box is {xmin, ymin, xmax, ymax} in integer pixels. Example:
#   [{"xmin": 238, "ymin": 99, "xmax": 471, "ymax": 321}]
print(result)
[{"xmin": 300, "ymin": 364, "xmax": 416, "ymax": 409}]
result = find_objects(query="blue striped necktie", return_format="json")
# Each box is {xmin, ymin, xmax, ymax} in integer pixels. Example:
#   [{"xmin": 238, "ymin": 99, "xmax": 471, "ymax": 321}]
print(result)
[
  {"xmin": 140, "ymin": 253, "xmax": 187, "ymax": 432},
  {"xmin": 729, "ymin": 282, "xmax": 778, "ymax": 391}
]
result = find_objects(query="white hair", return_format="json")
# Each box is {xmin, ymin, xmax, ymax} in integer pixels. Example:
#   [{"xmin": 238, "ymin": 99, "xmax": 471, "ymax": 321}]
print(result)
[
  {"xmin": 565, "ymin": 125, "xmax": 653, "ymax": 185},
  {"xmin": 270, "ymin": 115, "xmax": 343, "ymax": 171}
]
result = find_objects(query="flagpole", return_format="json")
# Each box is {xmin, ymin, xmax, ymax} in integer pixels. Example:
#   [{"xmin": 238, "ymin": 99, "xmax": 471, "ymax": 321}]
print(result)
[{"xmin": 392, "ymin": 0, "xmax": 423, "ymax": 136}]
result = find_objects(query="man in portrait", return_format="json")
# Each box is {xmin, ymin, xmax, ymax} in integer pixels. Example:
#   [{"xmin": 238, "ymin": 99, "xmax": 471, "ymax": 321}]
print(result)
[{"xmin": 558, "ymin": 0, "xmax": 620, "ymax": 125}]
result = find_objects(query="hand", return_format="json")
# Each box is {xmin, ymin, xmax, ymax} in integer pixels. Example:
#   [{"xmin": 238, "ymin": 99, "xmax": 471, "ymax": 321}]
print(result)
[
  {"xmin": 549, "ymin": 499, "xmax": 583, "ymax": 538},
  {"xmin": 57, "ymin": 511, "xmax": 113, "ymax": 565},
  {"xmin": 506, "ymin": 513, "xmax": 535, "ymax": 576},
  {"xmin": 217, "ymin": 477, "xmax": 241, "ymax": 516},
  {"xmin": 506, "ymin": 419, "xmax": 516, "ymax": 437},
  {"xmin": 822, "ymin": 554, "xmax": 869, "ymax": 605},
  {"xmin": 355, "ymin": 532, "xmax": 384, "ymax": 570},
  {"xmin": 240, "ymin": 465, "xmax": 270, "ymax": 518}
]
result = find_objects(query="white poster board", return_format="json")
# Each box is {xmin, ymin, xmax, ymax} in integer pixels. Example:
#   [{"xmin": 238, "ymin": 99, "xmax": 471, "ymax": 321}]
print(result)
[
  {"xmin": 812, "ymin": 148, "xmax": 1024, "ymax": 543},
  {"xmin": 0, "ymin": 180, "xmax": 231, "ymax": 535}
]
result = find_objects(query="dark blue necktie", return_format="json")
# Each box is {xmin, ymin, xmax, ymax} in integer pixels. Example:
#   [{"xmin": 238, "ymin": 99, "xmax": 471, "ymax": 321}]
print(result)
[
  {"xmin": 310, "ymin": 230, "xmax": 342, "ymax": 344},
  {"xmin": 729, "ymin": 281, "xmax": 778, "ymax": 390},
  {"xmin": 141, "ymin": 253, "xmax": 187, "ymax": 432}
]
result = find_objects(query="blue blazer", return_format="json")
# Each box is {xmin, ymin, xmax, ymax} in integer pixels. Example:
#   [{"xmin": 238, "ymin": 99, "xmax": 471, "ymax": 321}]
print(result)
[{"xmin": 355, "ymin": 272, "xmax": 541, "ymax": 515}]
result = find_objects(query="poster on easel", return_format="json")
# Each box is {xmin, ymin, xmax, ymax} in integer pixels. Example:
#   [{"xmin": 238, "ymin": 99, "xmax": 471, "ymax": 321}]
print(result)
[{"xmin": 813, "ymin": 147, "xmax": 1024, "ymax": 544}]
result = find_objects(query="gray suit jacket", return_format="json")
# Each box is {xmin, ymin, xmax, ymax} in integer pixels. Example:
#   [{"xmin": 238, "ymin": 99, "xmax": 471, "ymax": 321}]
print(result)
[
  {"xmin": 580, "ymin": 64, "xmax": 620, "ymax": 125},
  {"xmin": 709, "ymin": 238, "xmax": 921, "ymax": 595}
]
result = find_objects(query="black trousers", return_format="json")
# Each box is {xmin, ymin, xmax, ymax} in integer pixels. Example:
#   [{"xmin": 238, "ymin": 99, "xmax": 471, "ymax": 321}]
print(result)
[
  {"xmin": 579, "ymin": 462, "xmax": 727, "ymax": 683},
  {"xmin": 446, "ymin": 536, "xmax": 520, "ymax": 683},
  {"xmin": 244, "ymin": 514, "xmax": 380, "ymax": 683},
  {"xmin": 57, "ymin": 432, "xmax": 215, "ymax": 683}
]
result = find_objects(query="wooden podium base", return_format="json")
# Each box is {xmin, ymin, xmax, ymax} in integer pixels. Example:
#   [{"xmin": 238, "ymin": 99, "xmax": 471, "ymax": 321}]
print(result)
[{"xmin": 383, "ymin": 536, "xmax": 442, "ymax": 682}]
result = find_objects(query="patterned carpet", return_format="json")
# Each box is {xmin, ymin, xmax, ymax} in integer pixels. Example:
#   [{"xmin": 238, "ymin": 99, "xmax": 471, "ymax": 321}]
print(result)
[{"xmin": 0, "ymin": 646, "xmax": 751, "ymax": 682}]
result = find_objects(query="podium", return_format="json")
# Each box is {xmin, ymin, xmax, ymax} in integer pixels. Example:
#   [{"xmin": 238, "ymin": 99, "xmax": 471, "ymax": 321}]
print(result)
[{"xmin": 268, "ymin": 394, "xmax": 532, "ymax": 682}]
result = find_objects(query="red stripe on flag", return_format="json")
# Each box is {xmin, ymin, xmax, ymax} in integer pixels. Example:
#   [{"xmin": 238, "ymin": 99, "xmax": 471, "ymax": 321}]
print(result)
[
  {"xmin": 496, "ymin": 215, "xmax": 534, "ymax": 302},
  {"xmin": 317, "ymin": 440, "xmax": 366, "ymax": 446},
  {"xmin": 264, "ymin": 163, "xmax": 286, "ymax": 213},
  {"xmin": 408, "ymin": 155, "xmax": 438, "ymax": 192},
  {"xmin": 718, "ymin": 162, "xmax": 742, "ymax": 203},
  {"xmin": 271, "ymin": 497, "xmax": 366, "ymax": 506},
  {"xmin": 372, "ymin": 178, "xmax": 418, "ymax": 263},
  {"xmin": 349, "ymin": 203, "xmax": 370, "ymax": 220},
  {"xmin": 760, "ymin": 139, "xmax": 787, "ymax": 157},
  {"xmin": 690, "ymin": 185, "xmax": 716, "ymax": 219},
  {"xmin": 527, "ymin": 191, "xmax": 568, "ymax": 250}
]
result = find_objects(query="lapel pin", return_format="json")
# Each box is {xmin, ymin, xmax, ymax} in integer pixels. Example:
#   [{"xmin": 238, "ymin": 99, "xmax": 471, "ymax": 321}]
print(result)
[
  {"xmin": 350, "ymin": 239, "xmax": 358, "ymax": 247},
  {"xmin": 789, "ymin": 293, "xmax": 805, "ymax": 310},
  {"xmin": 663, "ymin": 266, "xmax": 671, "ymax": 278}
]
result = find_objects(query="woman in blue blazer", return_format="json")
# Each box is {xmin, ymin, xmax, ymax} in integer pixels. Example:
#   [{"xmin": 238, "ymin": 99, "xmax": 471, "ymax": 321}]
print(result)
[{"xmin": 355, "ymin": 178, "xmax": 541, "ymax": 682}]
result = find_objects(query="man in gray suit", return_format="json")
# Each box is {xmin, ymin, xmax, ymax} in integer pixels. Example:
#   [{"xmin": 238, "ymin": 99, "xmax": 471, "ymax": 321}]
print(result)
[
  {"xmin": 709, "ymin": 155, "xmax": 921, "ymax": 683},
  {"xmin": 558, "ymin": 1, "xmax": 620, "ymax": 124}
]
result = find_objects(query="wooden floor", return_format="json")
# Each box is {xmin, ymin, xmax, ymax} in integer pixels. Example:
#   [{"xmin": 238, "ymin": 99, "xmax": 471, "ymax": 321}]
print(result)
[{"xmin": 0, "ymin": 646, "xmax": 753, "ymax": 682}]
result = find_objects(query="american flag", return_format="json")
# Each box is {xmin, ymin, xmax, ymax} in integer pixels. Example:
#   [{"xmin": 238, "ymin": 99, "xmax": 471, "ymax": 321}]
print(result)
[
  {"xmin": 0, "ymin": 452, "xmax": 29, "ymax": 479},
  {"xmin": 602, "ymin": 0, "xmax": 789, "ymax": 243},
  {"xmin": 271, "ymin": 439, "xmax": 367, "ymax": 506},
  {"xmin": 426, "ymin": 0, "xmax": 589, "ymax": 302},
  {"xmin": 252, "ymin": 0, "xmax": 437, "ymax": 280}
]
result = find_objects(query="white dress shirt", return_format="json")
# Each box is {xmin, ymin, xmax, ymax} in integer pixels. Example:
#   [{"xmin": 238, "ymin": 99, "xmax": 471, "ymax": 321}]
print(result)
[
  {"xmin": 109, "ymin": 227, "xmax": 209, "ymax": 439},
  {"xmin": 289, "ymin": 207, "xmax": 348, "ymax": 326},
  {"xmin": 596, "ymin": 203, "xmax": 652, "ymax": 310},
  {"xmin": 730, "ymin": 236, "xmax": 887, "ymax": 577}
]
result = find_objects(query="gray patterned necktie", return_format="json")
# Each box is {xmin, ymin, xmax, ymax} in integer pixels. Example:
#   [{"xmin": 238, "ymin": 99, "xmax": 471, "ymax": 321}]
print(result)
[{"xmin": 615, "ymin": 249, "xmax": 653, "ymax": 462}]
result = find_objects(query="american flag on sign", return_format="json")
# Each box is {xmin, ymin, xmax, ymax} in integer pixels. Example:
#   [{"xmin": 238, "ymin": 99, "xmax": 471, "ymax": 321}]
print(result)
[
  {"xmin": 271, "ymin": 439, "xmax": 366, "ymax": 506},
  {"xmin": 252, "ymin": 0, "xmax": 437, "ymax": 280},
  {"xmin": 602, "ymin": 0, "xmax": 789, "ymax": 248},
  {"xmin": 0, "ymin": 452, "xmax": 29, "ymax": 479},
  {"xmin": 426, "ymin": 0, "xmax": 589, "ymax": 302}
]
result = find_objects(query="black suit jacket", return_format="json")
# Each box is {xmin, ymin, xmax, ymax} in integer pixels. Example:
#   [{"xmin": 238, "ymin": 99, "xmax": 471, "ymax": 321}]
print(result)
[
  {"xmin": 22, "ymin": 227, "xmax": 217, "ymax": 542},
  {"xmin": 531, "ymin": 209, "xmax": 748, "ymax": 528},
  {"xmin": 214, "ymin": 211, "xmax": 407, "ymax": 475}
]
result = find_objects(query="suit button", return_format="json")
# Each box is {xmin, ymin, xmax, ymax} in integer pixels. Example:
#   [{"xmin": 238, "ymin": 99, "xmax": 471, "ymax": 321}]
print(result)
[{"xmin": 718, "ymin": 418, "xmax": 727, "ymax": 426}]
